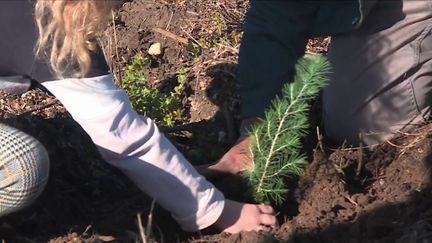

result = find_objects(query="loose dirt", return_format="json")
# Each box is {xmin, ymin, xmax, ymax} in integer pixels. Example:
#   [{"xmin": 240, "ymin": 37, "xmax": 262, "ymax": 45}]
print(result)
[{"xmin": 1, "ymin": 0, "xmax": 431, "ymax": 242}]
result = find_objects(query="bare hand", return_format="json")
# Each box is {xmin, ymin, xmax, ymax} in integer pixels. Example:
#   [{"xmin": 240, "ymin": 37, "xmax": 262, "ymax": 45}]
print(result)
[
  {"xmin": 213, "ymin": 199, "xmax": 278, "ymax": 233},
  {"xmin": 197, "ymin": 136, "xmax": 253, "ymax": 179},
  {"xmin": 197, "ymin": 117, "xmax": 260, "ymax": 179}
]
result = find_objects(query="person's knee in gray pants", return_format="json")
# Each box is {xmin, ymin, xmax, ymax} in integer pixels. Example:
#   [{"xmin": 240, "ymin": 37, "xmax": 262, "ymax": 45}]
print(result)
[
  {"xmin": 323, "ymin": 0, "xmax": 432, "ymax": 146},
  {"xmin": 0, "ymin": 123, "xmax": 50, "ymax": 217}
]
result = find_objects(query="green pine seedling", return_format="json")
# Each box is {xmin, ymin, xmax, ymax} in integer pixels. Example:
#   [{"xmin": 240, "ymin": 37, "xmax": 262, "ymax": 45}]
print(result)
[{"xmin": 246, "ymin": 55, "xmax": 331, "ymax": 205}]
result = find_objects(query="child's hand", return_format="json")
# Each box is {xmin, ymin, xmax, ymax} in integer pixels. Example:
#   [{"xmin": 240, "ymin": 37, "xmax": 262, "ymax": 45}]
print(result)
[{"xmin": 213, "ymin": 199, "xmax": 277, "ymax": 233}]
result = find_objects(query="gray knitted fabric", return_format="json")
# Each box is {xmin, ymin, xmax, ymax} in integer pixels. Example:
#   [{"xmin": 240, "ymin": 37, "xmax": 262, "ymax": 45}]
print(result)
[{"xmin": 0, "ymin": 123, "xmax": 50, "ymax": 217}]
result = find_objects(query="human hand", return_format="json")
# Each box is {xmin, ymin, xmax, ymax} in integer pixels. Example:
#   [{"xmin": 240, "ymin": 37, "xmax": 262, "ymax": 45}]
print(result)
[
  {"xmin": 197, "ymin": 136, "xmax": 253, "ymax": 179},
  {"xmin": 213, "ymin": 199, "xmax": 278, "ymax": 233},
  {"xmin": 197, "ymin": 117, "xmax": 260, "ymax": 179}
]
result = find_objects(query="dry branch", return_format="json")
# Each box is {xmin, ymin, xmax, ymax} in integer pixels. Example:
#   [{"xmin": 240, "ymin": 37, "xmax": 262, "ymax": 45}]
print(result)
[{"xmin": 152, "ymin": 27, "xmax": 188, "ymax": 44}]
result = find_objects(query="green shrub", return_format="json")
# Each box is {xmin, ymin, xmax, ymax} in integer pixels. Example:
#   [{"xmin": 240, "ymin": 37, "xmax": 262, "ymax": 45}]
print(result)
[{"xmin": 122, "ymin": 56, "xmax": 187, "ymax": 127}]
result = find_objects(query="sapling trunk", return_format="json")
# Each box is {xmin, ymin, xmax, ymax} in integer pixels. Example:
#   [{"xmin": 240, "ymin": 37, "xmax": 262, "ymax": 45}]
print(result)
[{"xmin": 246, "ymin": 55, "xmax": 331, "ymax": 205}]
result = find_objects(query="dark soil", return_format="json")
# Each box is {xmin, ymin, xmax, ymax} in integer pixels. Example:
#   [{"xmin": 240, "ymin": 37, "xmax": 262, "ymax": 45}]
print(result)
[
  {"xmin": 1, "ymin": 0, "xmax": 432, "ymax": 243},
  {"xmin": 195, "ymin": 124, "xmax": 432, "ymax": 243}
]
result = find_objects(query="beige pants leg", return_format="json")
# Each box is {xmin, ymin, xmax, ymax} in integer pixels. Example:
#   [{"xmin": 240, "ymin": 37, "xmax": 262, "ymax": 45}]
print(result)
[{"xmin": 323, "ymin": 0, "xmax": 432, "ymax": 146}]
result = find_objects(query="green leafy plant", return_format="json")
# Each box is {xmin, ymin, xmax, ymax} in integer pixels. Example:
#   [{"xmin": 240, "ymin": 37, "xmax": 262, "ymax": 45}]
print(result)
[
  {"xmin": 246, "ymin": 55, "xmax": 331, "ymax": 205},
  {"xmin": 188, "ymin": 11, "xmax": 242, "ymax": 59},
  {"xmin": 186, "ymin": 42, "xmax": 203, "ymax": 59},
  {"xmin": 122, "ymin": 56, "xmax": 187, "ymax": 127}
]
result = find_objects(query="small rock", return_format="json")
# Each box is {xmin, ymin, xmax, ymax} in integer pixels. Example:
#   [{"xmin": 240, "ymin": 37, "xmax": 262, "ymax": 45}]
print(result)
[{"xmin": 148, "ymin": 42, "xmax": 162, "ymax": 55}]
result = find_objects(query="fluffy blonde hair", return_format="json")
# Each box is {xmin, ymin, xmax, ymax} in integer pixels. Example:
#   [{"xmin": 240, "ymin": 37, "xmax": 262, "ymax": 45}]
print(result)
[{"xmin": 35, "ymin": 0, "xmax": 117, "ymax": 78}]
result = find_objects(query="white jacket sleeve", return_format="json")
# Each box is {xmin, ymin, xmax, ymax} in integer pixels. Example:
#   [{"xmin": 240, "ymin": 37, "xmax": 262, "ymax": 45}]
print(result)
[{"xmin": 42, "ymin": 74, "xmax": 224, "ymax": 231}]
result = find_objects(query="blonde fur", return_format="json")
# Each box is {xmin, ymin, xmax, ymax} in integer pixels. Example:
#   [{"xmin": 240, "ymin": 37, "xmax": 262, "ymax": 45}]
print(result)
[{"xmin": 35, "ymin": 0, "xmax": 116, "ymax": 78}]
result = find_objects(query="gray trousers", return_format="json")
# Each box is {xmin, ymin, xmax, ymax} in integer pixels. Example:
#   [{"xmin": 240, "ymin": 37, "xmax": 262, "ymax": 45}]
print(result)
[{"xmin": 323, "ymin": 0, "xmax": 432, "ymax": 146}]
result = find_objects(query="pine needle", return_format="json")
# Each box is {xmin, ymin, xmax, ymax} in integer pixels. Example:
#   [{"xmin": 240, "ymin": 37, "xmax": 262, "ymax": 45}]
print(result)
[{"xmin": 246, "ymin": 55, "xmax": 331, "ymax": 205}]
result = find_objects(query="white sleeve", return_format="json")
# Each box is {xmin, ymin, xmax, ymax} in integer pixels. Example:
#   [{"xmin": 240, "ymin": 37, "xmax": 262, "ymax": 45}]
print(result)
[{"xmin": 42, "ymin": 74, "xmax": 224, "ymax": 231}]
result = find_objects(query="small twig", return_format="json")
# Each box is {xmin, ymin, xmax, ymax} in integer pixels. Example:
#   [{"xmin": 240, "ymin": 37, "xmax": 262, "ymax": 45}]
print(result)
[
  {"xmin": 385, "ymin": 140, "xmax": 406, "ymax": 149},
  {"xmin": 397, "ymin": 130, "xmax": 422, "ymax": 136},
  {"xmin": 386, "ymin": 137, "xmax": 423, "ymax": 158},
  {"xmin": 180, "ymin": 26, "xmax": 200, "ymax": 44},
  {"xmin": 186, "ymin": 10, "xmax": 200, "ymax": 16},
  {"xmin": 137, "ymin": 198, "xmax": 158, "ymax": 243},
  {"xmin": 343, "ymin": 194, "xmax": 359, "ymax": 207},
  {"xmin": 145, "ymin": 199, "xmax": 157, "ymax": 240},
  {"xmin": 111, "ymin": 10, "xmax": 123, "ymax": 85},
  {"xmin": 356, "ymin": 133, "xmax": 364, "ymax": 178},
  {"xmin": 194, "ymin": 70, "xmax": 201, "ymax": 98},
  {"xmin": 111, "ymin": 11, "xmax": 120, "ymax": 64},
  {"xmin": 18, "ymin": 100, "xmax": 58, "ymax": 117},
  {"xmin": 165, "ymin": 11, "xmax": 174, "ymax": 30},
  {"xmin": 340, "ymin": 140, "xmax": 347, "ymax": 150},
  {"xmin": 82, "ymin": 224, "xmax": 92, "ymax": 235},
  {"xmin": 215, "ymin": 43, "xmax": 239, "ymax": 55},
  {"xmin": 316, "ymin": 126, "xmax": 325, "ymax": 155},
  {"xmin": 334, "ymin": 143, "xmax": 374, "ymax": 151},
  {"xmin": 137, "ymin": 213, "xmax": 147, "ymax": 243},
  {"xmin": 152, "ymin": 27, "xmax": 188, "ymax": 44}
]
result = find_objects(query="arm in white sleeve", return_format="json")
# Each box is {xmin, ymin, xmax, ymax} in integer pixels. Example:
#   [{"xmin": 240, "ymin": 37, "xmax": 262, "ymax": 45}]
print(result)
[{"xmin": 42, "ymin": 74, "xmax": 224, "ymax": 231}]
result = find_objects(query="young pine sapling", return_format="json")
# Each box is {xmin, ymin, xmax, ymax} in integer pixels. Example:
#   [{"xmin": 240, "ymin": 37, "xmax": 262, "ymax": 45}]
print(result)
[{"xmin": 246, "ymin": 55, "xmax": 331, "ymax": 205}]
